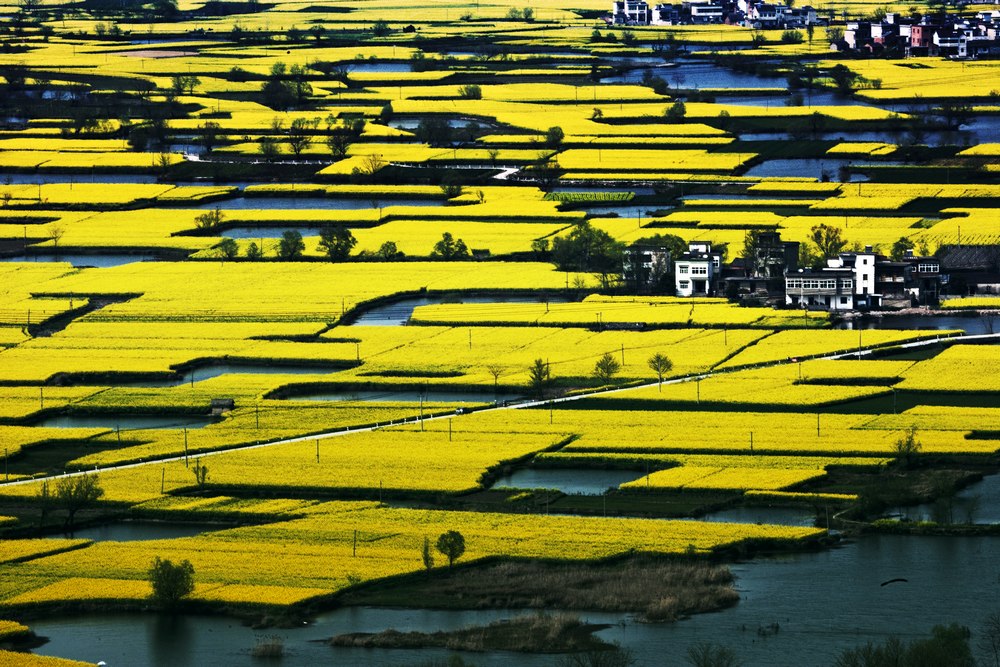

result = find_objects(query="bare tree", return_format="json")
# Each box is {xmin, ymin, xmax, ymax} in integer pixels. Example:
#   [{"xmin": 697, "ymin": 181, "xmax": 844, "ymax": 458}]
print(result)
[
  {"xmin": 980, "ymin": 611, "xmax": 1000, "ymax": 667},
  {"xmin": 486, "ymin": 364, "xmax": 504, "ymax": 393}
]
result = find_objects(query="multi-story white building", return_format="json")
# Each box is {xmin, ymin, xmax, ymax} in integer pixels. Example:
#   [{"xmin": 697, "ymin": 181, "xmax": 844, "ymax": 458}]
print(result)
[{"xmin": 675, "ymin": 241, "xmax": 723, "ymax": 297}]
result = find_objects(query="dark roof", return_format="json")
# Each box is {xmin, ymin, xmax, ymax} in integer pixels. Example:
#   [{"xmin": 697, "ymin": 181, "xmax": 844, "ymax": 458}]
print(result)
[{"xmin": 936, "ymin": 244, "xmax": 1000, "ymax": 270}]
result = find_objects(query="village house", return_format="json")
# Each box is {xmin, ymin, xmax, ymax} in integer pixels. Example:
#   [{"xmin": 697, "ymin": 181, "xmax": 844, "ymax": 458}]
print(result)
[
  {"xmin": 675, "ymin": 241, "xmax": 724, "ymax": 297},
  {"xmin": 622, "ymin": 243, "xmax": 673, "ymax": 293},
  {"xmin": 785, "ymin": 247, "xmax": 944, "ymax": 311}
]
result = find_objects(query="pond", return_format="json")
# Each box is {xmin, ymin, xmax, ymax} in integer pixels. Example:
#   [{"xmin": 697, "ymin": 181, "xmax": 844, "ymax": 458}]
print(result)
[
  {"xmin": 583, "ymin": 204, "xmax": 673, "ymax": 218},
  {"xmin": 836, "ymin": 314, "xmax": 993, "ymax": 335},
  {"xmin": 0, "ymin": 173, "xmax": 160, "ymax": 185},
  {"xmin": 348, "ymin": 62, "xmax": 414, "ymax": 73},
  {"xmin": 0, "ymin": 253, "xmax": 160, "ymax": 268},
  {"xmin": 128, "ymin": 362, "xmax": 345, "ymax": 388},
  {"xmin": 715, "ymin": 91, "xmax": 876, "ymax": 108},
  {"xmin": 744, "ymin": 158, "xmax": 881, "ymax": 181},
  {"xmin": 213, "ymin": 226, "xmax": 324, "ymax": 240},
  {"xmin": 351, "ymin": 294, "xmax": 573, "ymax": 326},
  {"xmin": 194, "ymin": 197, "xmax": 442, "ymax": 210},
  {"xmin": 29, "ymin": 534, "xmax": 1000, "ymax": 666},
  {"xmin": 896, "ymin": 473, "xmax": 1000, "ymax": 525},
  {"xmin": 387, "ymin": 118, "xmax": 471, "ymax": 130},
  {"xmin": 601, "ymin": 60, "xmax": 787, "ymax": 89},
  {"xmin": 36, "ymin": 414, "xmax": 215, "ymax": 431},
  {"xmin": 64, "ymin": 521, "xmax": 214, "ymax": 542},
  {"xmin": 490, "ymin": 468, "xmax": 646, "ymax": 495},
  {"xmin": 694, "ymin": 505, "xmax": 818, "ymax": 527}
]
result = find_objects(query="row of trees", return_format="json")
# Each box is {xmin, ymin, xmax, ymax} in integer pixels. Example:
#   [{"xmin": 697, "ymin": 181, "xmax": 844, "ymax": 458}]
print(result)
[{"xmin": 526, "ymin": 352, "xmax": 674, "ymax": 397}]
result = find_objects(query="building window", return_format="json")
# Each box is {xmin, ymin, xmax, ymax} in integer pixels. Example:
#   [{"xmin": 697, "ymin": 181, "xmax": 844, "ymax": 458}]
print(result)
[
  {"xmin": 918, "ymin": 263, "xmax": 939, "ymax": 273},
  {"xmin": 821, "ymin": 280, "xmax": 836, "ymax": 289},
  {"xmin": 840, "ymin": 296, "xmax": 849, "ymax": 304},
  {"xmin": 679, "ymin": 280, "xmax": 690, "ymax": 288},
  {"xmin": 691, "ymin": 266, "xmax": 708, "ymax": 275},
  {"xmin": 678, "ymin": 265, "xmax": 689, "ymax": 274},
  {"xmin": 787, "ymin": 279, "xmax": 801, "ymax": 289}
]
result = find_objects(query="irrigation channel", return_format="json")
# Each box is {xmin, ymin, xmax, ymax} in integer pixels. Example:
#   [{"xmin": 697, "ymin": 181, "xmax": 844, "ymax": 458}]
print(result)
[{"xmin": 6, "ymin": 330, "xmax": 999, "ymax": 666}]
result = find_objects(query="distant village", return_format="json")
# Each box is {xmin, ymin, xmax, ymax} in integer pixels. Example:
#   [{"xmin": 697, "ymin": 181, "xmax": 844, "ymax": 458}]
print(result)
[
  {"xmin": 623, "ymin": 236, "xmax": 1000, "ymax": 311},
  {"xmin": 608, "ymin": 0, "xmax": 1000, "ymax": 58}
]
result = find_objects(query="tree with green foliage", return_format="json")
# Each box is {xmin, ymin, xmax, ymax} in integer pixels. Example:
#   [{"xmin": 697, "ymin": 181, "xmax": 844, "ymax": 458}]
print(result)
[
  {"xmin": 593, "ymin": 352, "xmax": 621, "ymax": 384},
  {"xmin": 148, "ymin": 557, "xmax": 195, "ymax": 610},
  {"xmin": 435, "ymin": 530, "xmax": 465, "ymax": 567},
  {"xmin": 258, "ymin": 136, "xmax": 281, "ymax": 159},
  {"xmin": 551, "ymin": 220, "xmax": 625, "ymax": 285},
  {"xmin": 376, "ymin": 241, "xmax": 404, "ymax": 260},
  {"xmin": 894, "ymin": 427, "xmax": 921, "ymax": 467},
  {"xmin": 545, "ymin": 125, "xmax": 564, "ymax": 148},
  {"xmin": 317, "ymin": 226, "xmax": 356, "ymax": 261},
  {"xmin": 195, "ymin": 206, "xmax": 224, "ymax": 230},
  {"xmin": 278, "ymin": 230, "xmax": 305, "ymax": 259},
  {"xmin": 528, "ymin": 357, "xmax": 551, "ymax": 398},
  {"xmin": 829, "ymin": 64, "xmax": 859, "ymax": 95},
  {"xmin": 809, "ymin": 223, "xmax": 848, "ymax": 260},
  {"xmin": 217, "ymin": 238, "xmax": 239, "ymax": 260},
  {"xmin": 890, "ymin": 236, "xmax": 915, "ymax": 261},
  {"xmin": 458, "ymin": 84, "xmax": 482, "ymax": 99},
  {"xmin": 647, "ymin": 353, "xmax": 673, "ymax": 388},
  {"xmin": 372, "ymin": 20, "xmax": 391, "ymax": 36},
  {"xmin": 55, "ymin": 473, "xmax": 104, "ymax": 529},
  {"xmin": 665, "ymin": 100, "xmax": 686, "ymax": 122},
  {"xmin": 246, "ymin": 242, "xmax": 263, "ymax": 260},
  {"xmin": 431, "ymin": 232, "xmax": 470, "ymax": 259}
]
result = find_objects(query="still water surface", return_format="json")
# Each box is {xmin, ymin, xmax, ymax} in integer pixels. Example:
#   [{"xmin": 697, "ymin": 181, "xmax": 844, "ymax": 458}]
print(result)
[{"xmin": 30, "ymin": 535, "xmax": 1000, "ymax": 666}]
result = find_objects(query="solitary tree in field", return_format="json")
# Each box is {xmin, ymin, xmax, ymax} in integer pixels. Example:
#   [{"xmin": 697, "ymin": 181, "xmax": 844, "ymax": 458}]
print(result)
[
  {"xmin": 192, "ymin": 459, "xmax": 209, "ymax": 487},
  {"xmin": 545, "ymin": 125, "xmax": 564, "ymax": 148},
  {"xmin": 894, "ymin": 427, "xmax": 921, "ymax": 467},
  {"xmin": 486, "ymin": 364, "xmax": 504, "ymax": 393},
  {"xmin": 435, "ymin": 530, "xmax": 465, "ymax": 567},
  {"xmin": 55, "ymin": 473, "xmax": 104, "ymax": 529},
  {"xmin": 317, "ymin": 226, "xmax": 356, "ymax": 261},
  {"xmin": 647, "ymin": 353, "xmax": 673, "ymax": 390},
  {"xmin": 528, "ymin": 358, "xmax": 551, "ymax": 398},
  {"xmin": 593, "ymin": 352, "xmax": 621, "ymax": 385},
  {"xmin": 431, "ymin": 232, "xmax": 470, "ymax": 260},
  {"xmin": 148, "ymin": 557, "xmax": 195, "ymax": 610}
]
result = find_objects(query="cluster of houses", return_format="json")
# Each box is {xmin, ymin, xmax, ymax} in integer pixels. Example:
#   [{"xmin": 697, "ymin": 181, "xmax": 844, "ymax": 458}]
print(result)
[
  {"xmin": 838, "ymin": 11, "xmax": 1000, "ymax": 57},
  {"xmin": 608, "ymin": 0, "xmax": 820, "ymax": 28},
  {"xmin": 623, "ymin": 234, "xmax": 1000, "ymax": 311}
]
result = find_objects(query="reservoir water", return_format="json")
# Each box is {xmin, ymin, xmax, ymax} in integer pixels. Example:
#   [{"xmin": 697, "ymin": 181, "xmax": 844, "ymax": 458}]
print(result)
[{"xmin": 28, "ymin": 534, "xmax": 1000, "ymax": 666}]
